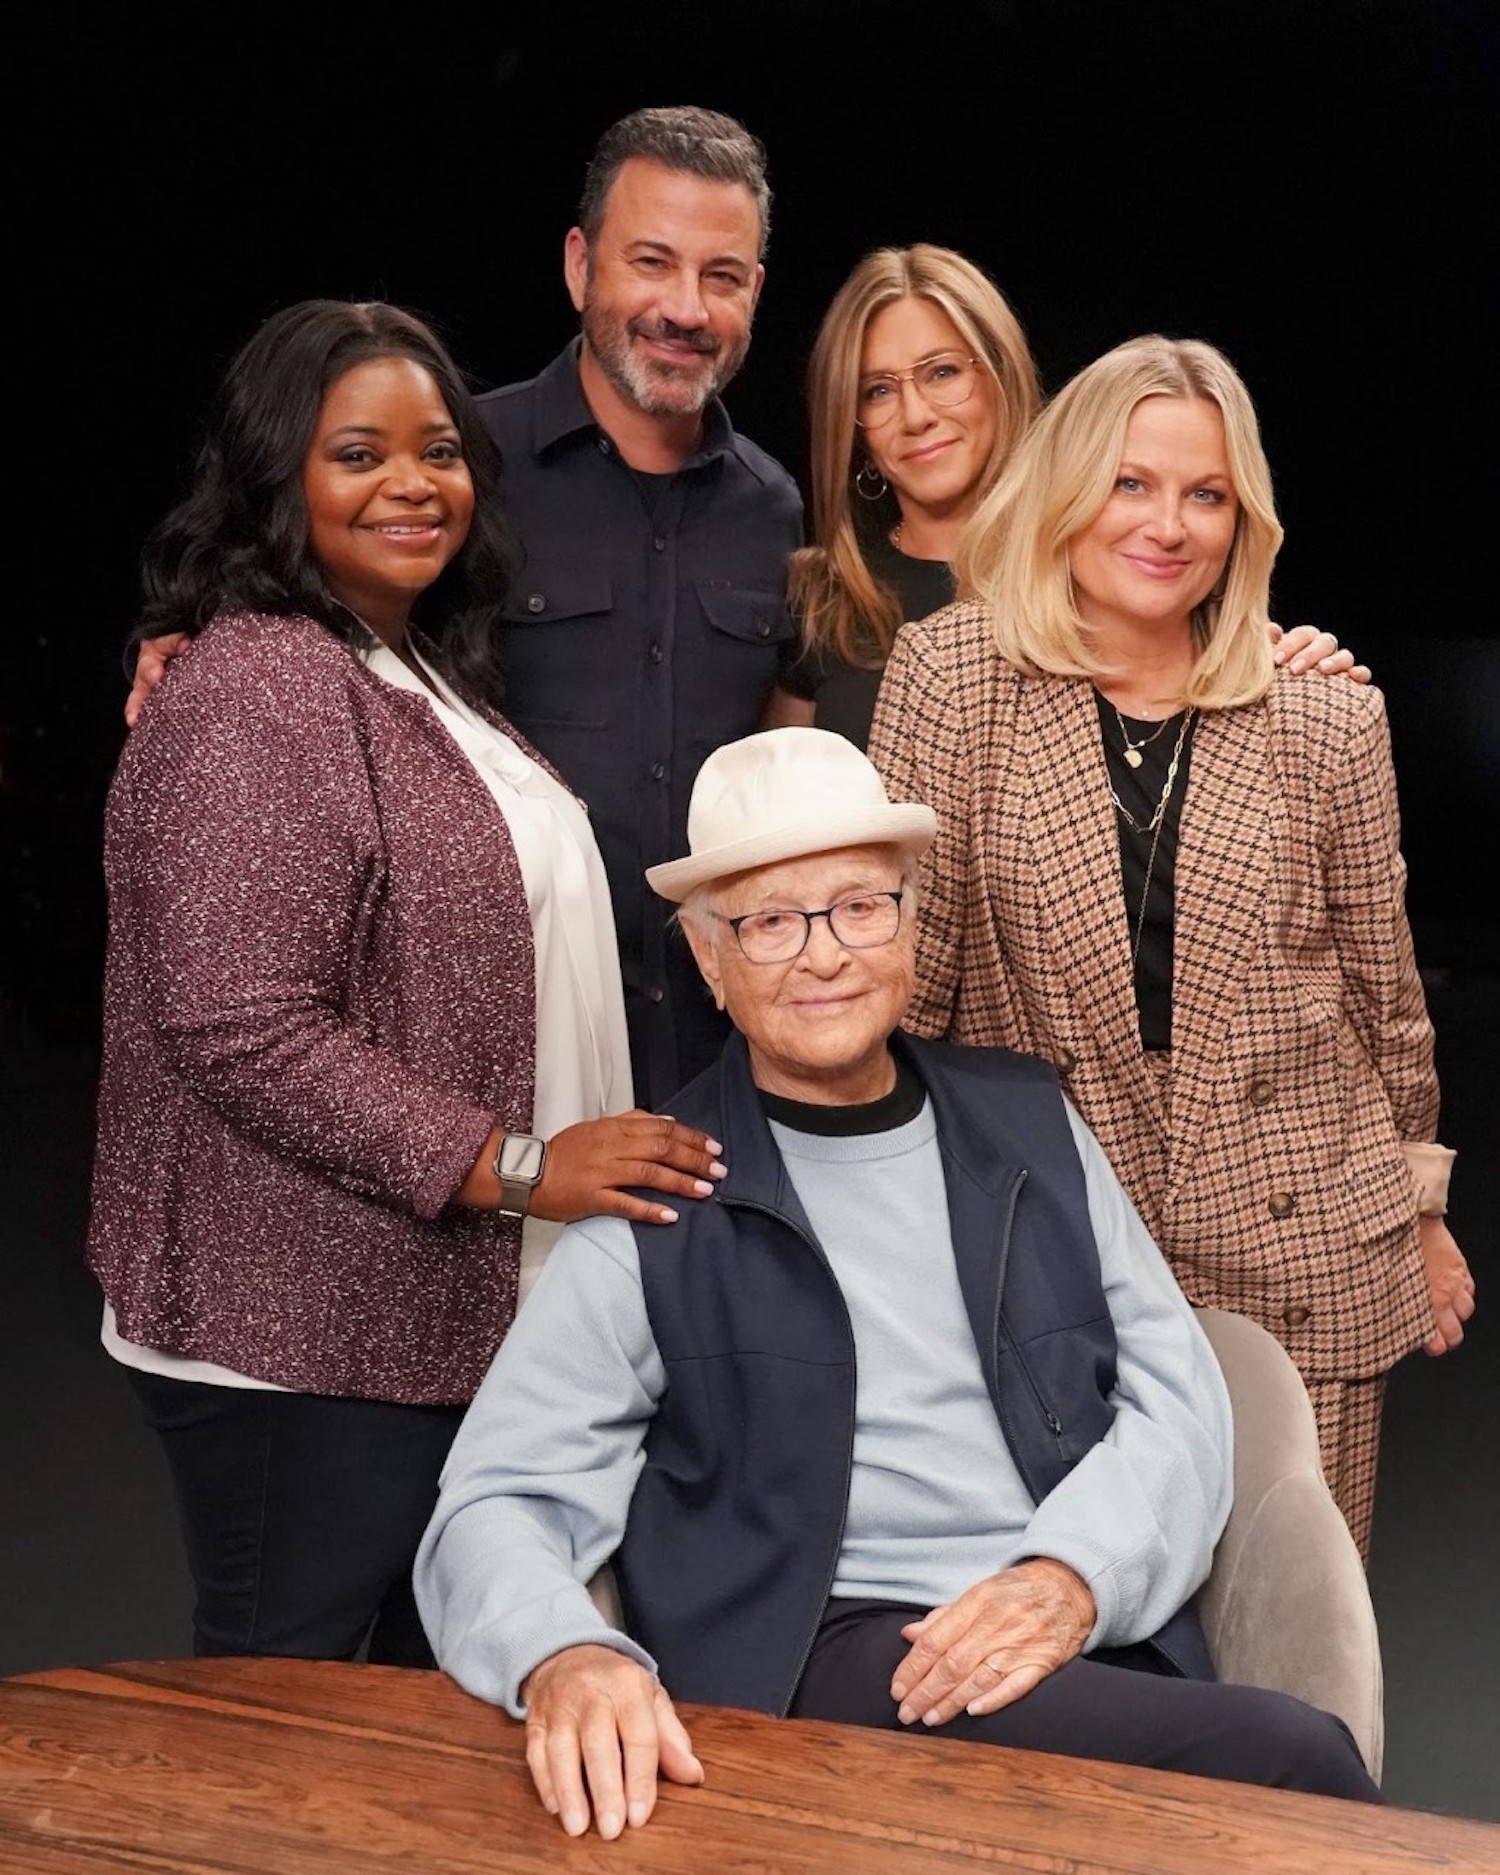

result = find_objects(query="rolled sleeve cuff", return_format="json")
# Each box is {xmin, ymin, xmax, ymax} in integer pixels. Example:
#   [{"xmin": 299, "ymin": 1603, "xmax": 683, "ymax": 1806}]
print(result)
[{"xmin": 1401, "ymin": 1141, "xmax": 1456, "ymax": 1217}]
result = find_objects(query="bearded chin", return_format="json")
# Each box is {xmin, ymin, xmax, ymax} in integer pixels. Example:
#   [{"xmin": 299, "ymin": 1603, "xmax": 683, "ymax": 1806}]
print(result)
[{"xmin": 583, "ymin": 296, "xmax": 750, "ymax": 417}]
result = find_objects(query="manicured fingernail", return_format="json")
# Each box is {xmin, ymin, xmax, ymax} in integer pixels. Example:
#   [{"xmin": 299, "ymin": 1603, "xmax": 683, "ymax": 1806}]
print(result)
[
  {"xmin": 598, "ymin": 1809, "xmax": 623, "ymax": 1840},
  {"xmin": 922, "ymin": 1710, "xmax": 942, "ymax": 1727},
  {"xmin": 890, "ymin": 1680, "xmax": 907, "ymax": 1700},
  {"xmin": 705, "ymin": 1137, "xmax": 723, "ymax": 1154},
  {"xmin": 658, "ymin": 1207, "xmax": 679, "ymax": 1223},
  {"xmin": 897, "ymin": 1702, "xmax": 915, "ymax": 1724},
  {"xmin": 627, "ymin": 1800, "xmax": 651, "ymax": 1827},
  {"xmin": 693, "ymin": 1180, "xmax": 714, "ymax": 1196},
  {"xmin": 708, "ymin": 1161, "xmax": 727, "ymax": 1178},
  {"xmin": 562, "ymin": 1808, "xmax": 587, "ymax": 1836}
]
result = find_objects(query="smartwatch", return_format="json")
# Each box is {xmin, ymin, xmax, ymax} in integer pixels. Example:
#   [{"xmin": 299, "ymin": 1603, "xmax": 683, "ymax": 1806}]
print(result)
[{"xmin": 493, "ymin": 1132, "xmax": 548, "ymax": 1217}]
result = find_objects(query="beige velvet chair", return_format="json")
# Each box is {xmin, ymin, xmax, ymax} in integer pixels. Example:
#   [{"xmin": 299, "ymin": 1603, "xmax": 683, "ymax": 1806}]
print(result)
[
  {"xmin": 1194, "ymin": 1305, "xmax": 1384, "ymax": 1780},
  {"xmin": 591, "ymin": 1304, "xmax": 1384, "ymax": 1783}
]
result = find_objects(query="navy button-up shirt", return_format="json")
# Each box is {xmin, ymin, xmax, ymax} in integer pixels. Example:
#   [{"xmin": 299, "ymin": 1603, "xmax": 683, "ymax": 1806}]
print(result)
[{"xmin": 477, "ymin": 341, "xmax": 804, "ymax": 1108}]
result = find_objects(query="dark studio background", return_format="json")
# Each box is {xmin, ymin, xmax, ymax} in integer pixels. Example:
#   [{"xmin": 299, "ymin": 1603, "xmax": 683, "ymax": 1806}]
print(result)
[{"xmin": 4, "ymin": 1, "xmax": 1497, "ymax": 1822}]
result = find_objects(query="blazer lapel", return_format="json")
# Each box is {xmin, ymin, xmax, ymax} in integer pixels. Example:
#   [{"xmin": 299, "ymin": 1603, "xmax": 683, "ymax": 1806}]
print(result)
[
  {"xmin": 1016, "ymin": 682, "xmax": 1165, "ymax": 1130},
  {"xmin": 1166, "ymin": 703, "xmax": 1277, "ymax": 1183}
]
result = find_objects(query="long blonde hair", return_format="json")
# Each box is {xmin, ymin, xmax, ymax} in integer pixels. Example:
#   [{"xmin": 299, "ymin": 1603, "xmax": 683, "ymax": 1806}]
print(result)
[
  {"xmin": 954, "ymin": 335, "xmax": 1285, "ymax": 709},
  {"xmin": 789, "ymin": 245, "xmax": 1040, "ymax": 671}
]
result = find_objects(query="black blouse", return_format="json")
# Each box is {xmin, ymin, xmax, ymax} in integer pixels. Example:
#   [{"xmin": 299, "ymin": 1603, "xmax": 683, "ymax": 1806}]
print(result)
[{"xmin": 783, "ymin": 539, "xmax": 956, "ymax": 752}]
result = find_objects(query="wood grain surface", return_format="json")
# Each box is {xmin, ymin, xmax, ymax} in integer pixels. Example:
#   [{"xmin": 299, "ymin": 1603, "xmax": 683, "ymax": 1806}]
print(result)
[{"xmin": 2, "ymin": 1658, "xmax": 1494, "ymax": 1873}]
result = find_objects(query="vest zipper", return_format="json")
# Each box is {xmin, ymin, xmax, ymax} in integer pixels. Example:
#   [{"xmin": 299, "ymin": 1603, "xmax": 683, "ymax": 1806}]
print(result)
[{"xmin": 987, "ymin": 1170, "xmax": 1070, "ymax": 1475}]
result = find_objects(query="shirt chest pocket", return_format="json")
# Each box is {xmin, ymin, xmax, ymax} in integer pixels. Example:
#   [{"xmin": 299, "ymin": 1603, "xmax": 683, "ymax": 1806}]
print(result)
[
  {"xmin": 697, "ymin": 582, "xmax": 796, "ymax": 650},
  {"xmin": 499, "ymin": 573, "xmax": 615, "ymax": 730}
]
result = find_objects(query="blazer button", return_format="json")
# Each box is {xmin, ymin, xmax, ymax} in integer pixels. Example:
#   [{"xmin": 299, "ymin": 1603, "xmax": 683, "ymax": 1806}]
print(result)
[
  {"xmin": 1283, "ymin": 1303, "xmax": 1312, "ymax": 1328},
  {"xmin": 525, "ymin": 593, "xmax": 545, "ymax": 614},
  {"xmin": 1267, "ymin": 1189, "xmax": 1296, "ymax": 1219},
  {"xmin": 1055, "ymin": 1049, "xmax": 1078, "ymax": 1076},
  {"xmin": 1248, "ymin": 1079, "xmax": 1274, "ymax": 1107}
]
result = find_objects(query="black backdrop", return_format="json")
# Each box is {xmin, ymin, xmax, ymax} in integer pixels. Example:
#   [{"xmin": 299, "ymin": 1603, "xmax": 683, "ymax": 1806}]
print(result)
[{"xmin": 9, "ymin": 1, "xmax": 1497, "ymax": 1036}]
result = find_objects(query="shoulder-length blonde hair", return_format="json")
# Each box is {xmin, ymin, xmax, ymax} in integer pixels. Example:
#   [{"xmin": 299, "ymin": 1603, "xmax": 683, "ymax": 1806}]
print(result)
[
  {"xmin": 954, "ymin": 335, "xmax": 1285, "ymax": 710},
  {"xmin": 788, "ymin": 245, "xmax": 1040, "ymax": 671}
]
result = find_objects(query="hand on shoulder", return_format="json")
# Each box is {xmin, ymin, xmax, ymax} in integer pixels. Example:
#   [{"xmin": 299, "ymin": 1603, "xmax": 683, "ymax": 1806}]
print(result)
[{"xmin": 124, "ymin": 631, "xmax": 192, "ymax": 727}]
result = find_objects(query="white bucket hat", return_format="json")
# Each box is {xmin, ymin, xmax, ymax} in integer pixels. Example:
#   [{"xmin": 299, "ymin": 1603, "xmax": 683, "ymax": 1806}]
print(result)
[{"xmin": 646, "ymin": 727, "xmax": 937, "ymax": 903}]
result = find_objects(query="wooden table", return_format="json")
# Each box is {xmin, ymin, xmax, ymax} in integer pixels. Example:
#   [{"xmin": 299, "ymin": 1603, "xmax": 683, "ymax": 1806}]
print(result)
[{"xmin": 1, "ymin": 1658, "xmax": 1493, "ymax": 1873}]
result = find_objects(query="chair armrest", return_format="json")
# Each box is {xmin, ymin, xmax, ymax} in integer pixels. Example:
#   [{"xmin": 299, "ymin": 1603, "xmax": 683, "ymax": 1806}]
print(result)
[{"xmin": 1194, "ymin": 1307, "xmax": 1384, "ymax": 1781}]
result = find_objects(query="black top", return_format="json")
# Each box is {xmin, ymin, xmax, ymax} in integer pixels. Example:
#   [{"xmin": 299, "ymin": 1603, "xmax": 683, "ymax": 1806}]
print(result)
[
  {"xmin": 474, "ymin": 339, "xmax": 805, "ymax": 1109},
  {"xmin": 1095, "ymin": 692, "xmax": 1197, "ymax": 1051},
  {"xmin": 783, "ymin": 537, "xmax": 957, "ymax": 752}
]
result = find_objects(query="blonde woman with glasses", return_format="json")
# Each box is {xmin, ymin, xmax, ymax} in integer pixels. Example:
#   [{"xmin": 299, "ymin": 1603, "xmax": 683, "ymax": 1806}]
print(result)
[{"xmin": 766, "ymin": 244, "xmax": 1362, "ymax": 752}]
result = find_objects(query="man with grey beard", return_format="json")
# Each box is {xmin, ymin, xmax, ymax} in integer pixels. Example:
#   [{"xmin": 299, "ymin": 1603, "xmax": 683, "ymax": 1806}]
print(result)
[{"xmin": 476, "ymin": 107, "xmax": 804, "ymax": 1109}]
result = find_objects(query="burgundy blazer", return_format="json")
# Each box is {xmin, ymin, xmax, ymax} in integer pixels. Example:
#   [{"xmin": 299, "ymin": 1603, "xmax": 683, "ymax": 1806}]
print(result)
[
  {"xmin": 88, "ymin": 612, "xmax": 557, "ymax": 1404},
  {"xmin": 869, "ymin": 600, "xmax": 1436, "ymax": 1382}
]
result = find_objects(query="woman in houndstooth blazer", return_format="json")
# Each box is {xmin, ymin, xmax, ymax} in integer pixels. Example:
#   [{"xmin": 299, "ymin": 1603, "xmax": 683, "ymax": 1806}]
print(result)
[{"xmin": 868, "ymin": 334, "xmax": 1474, "ymax": 1560}]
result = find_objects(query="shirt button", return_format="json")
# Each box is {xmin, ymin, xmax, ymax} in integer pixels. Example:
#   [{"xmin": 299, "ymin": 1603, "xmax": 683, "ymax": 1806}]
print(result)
[
  {"xmin": 648, "ymin": 642, "xmax": 664, "ymax": 664},
  {"xmin": 1267, "ymin": 1189, "xmax": 1296, "ymax": 1219},
  {"xmin": 646, "ymin": 986, "xmax": 665, "ymax": 1004},
  {"xmin": 1248, "ymin": 1079, "xmax": 1274, "ymax": 1107},
  {"xmin": 525, "ymin": 593, "xmax": 545, "ymax": 614},
  {"xmin": 1282, "ymin": 1303, "xmax": 1312, "ymax": 1327},
  {"xmin": 653, "ymin": 534, "xmax": 667, "ymax": 552},
  {"xmin": 756, "ymin": 618, "xmax": 771, "ymax": 638},
  {"xmin": 650, "ymin": 762, "xmax": 667, "ymax": 781}
]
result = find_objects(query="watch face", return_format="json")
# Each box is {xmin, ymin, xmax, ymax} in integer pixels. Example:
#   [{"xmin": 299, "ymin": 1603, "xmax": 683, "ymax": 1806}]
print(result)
[{"xmin": 499, "ymin": 1134, "xmax": 546, "ymax": 1183}]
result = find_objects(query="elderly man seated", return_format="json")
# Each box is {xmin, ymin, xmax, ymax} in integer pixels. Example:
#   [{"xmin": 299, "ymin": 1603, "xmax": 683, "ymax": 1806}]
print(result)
[{"xmin": 414, "ymin": 727, "xmax": 1379, "ymax": 1839}]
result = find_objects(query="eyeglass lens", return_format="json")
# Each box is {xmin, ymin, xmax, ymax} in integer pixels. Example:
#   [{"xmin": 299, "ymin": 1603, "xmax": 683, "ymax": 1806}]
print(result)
[
  {"xmin": 856, "ymin": 355, "xmax": 977, "ymax": 427},
  {"xmin": 732, "ymin": 892, "xmax": 903, "ymax": 961}
]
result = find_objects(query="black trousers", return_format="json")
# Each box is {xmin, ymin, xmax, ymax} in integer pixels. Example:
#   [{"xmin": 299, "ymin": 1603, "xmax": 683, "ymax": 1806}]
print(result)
[
  {"xmin": 790, "ymin": 1599, "xmax": 1381, "ymax": 1803},
  {"xmin": 125, "ymin": 1370, "xmax": 466, "ymax": 1666}
]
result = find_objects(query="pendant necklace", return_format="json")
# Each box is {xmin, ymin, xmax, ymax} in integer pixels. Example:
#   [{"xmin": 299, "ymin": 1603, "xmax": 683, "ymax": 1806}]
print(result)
[
  {"xmin": 1110, "ymin": 708, "xmax": 1196, "ymax": 836},
  {"xmin": 1110, "ymin": 707, "xmax": 1197, "ymax": 970},
  {"xmin": 1114, "ymin": 704, "xmax": 1176, "ymax": 769}
]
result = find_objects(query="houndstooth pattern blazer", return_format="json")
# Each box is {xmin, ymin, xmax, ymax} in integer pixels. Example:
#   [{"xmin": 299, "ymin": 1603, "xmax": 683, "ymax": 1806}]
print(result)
[{"xmin": 868, "ymin": 599, "xmax": 1436, "ymax": 1383}]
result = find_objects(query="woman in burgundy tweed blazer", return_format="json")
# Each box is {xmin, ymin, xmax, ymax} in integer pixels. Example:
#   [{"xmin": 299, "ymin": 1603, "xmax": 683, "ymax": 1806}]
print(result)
[
  {"xmin": 87, "ymin": 300, "xmax": 721, "ymax": 1665},
  {"xmin": 870, "ymin": 335, "xmax": 1474, "ymax": 1560}
]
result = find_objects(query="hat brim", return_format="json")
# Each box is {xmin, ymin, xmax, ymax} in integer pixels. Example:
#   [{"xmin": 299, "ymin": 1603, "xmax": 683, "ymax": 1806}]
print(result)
[{"xmin": 646, "ymin": 804, "xmax": 937, "ymax": 903}]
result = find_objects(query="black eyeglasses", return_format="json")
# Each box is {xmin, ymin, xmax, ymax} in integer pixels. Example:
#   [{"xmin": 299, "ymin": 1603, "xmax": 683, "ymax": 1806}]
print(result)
[{"xmin": 715, "ymin": 889, "xmax": 906, "ymax": 964}]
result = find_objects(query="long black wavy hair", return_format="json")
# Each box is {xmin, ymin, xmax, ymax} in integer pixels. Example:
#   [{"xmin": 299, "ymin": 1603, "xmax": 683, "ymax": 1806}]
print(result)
[{"xmin": 133, "ymin": 298, "xmax": 513, "ymax": 706}]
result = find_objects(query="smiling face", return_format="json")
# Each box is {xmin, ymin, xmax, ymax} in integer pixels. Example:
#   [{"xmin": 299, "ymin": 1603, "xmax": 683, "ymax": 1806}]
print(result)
[
  {"xmin": 1068, "ymin": 395, "xmax": 1240, "ymax": 640},
  {"xmin": 857, "ymin": 295, "xmax": 999, "ymax": 529},
  {"xmin": 564, "ymin": 156, "xmax": 764, "ymax": 421},
  {"xmin": 302, "ymin": 355, "xmax": 474, "ymax": 645},
  {"xmin": 683, "ymin": 845, "xmax": 915, "ymax": 1104}
]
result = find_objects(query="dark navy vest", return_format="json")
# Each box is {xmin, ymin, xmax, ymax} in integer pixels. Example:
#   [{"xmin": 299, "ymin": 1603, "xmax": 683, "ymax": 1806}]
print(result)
[{"xmin": 620, "ymin": 1029, "xmax": 1212, "ymax": 1712}]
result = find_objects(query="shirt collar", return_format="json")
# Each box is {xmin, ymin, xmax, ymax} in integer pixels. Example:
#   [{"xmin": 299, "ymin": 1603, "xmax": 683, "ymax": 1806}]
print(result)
[{"xmin": 530, "ymin": 335, "xmax": 754, "ymax": 476}]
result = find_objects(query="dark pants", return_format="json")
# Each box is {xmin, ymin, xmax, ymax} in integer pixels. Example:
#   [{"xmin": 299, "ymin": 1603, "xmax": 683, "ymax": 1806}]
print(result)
[
  {"xmin": 790, "ymin": 1599, "xmax": 1381, "ymax": 1803},
  {"xmin": 125, "ymin": 1370, "xmax": 466, "ymax": 1666}
]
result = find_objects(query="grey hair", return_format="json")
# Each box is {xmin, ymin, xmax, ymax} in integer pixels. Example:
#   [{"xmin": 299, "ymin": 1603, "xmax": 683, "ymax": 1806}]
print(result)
[{"xmin": 577, "ymin": 105, "xmax": 772, "ymax": 257}]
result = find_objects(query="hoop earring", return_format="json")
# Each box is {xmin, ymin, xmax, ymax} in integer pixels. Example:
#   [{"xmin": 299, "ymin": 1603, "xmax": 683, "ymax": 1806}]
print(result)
[{"xmin": 855, "ymin": 462, "xmax": 888, "ymax": 502}]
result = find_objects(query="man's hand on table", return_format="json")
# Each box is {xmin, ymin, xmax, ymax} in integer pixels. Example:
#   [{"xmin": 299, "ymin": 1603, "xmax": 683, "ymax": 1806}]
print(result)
[{"xmin": 521, "ymin": 1642, "xmax": 703, "ymax": 1839}]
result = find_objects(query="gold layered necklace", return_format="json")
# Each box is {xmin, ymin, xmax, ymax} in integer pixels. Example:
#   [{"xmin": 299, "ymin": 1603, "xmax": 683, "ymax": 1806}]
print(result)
[
  {"xmin": 1107, "ymin": 706, "xmax": 1197, "ymax": 971},
  {"xmin": 1113, "ymin": 705, "xmax": 1176, "ymax": 769},
  {"xmin": 1109, "ymin": 708, "xmax": 1196, "ymax": 836}
]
